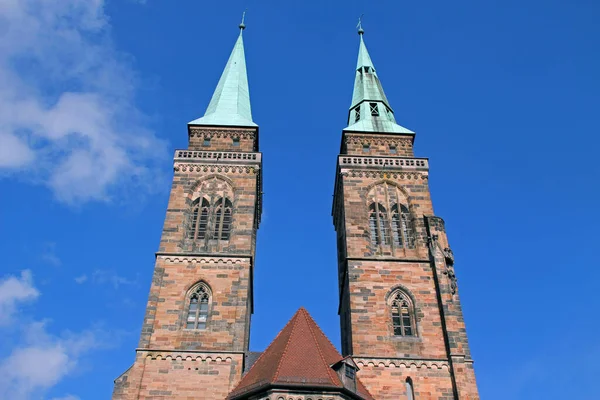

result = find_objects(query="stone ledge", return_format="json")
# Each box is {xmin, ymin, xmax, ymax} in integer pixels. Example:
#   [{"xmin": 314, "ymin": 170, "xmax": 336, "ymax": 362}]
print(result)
[
  {"xmin": 354, "ymin": 357, "xmax": 450, "ymax": 370},
  {"xmin": 339, "ymin": 155, "xmax": 428, "ymax": 170}
]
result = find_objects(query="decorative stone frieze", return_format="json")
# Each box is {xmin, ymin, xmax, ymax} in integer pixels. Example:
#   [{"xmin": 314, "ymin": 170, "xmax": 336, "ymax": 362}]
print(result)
[
  {"xmin": 188, "ymin": 128, "xmax": 256, "ymax": 140},
  {"xmin": 157, "ymin": 256, "xmax": 247, "ymax": 265},
  {"xmin": 354, "ymin": 358, "xmax": 450, "ymax": 370},
  {"xmin": 174, "ymin": 164, "xmax": 259, "ymax": 174},
  {"xmin": 340, "ymin": 170, "xmax": 428, "ymax": 180}
]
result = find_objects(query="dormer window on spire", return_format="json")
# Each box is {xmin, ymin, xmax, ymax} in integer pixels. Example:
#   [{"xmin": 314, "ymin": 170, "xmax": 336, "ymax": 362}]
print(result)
[
  {"xmin": 354, "ymin": 106, "xmax": 361, "ymax": 122},
  {"xmin": 370, "ymin": 103, "xmax": 379, "ymax": 116}
]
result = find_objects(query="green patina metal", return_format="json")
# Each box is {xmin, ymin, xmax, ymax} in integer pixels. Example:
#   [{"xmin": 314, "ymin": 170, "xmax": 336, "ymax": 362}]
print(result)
[
  {"xmin": 345, "ymin": 29, "xmax": 414, "ymax": 134},
  {"xmin": 188, "ymin": 23, "xmax": 257, "ymax": 128}
]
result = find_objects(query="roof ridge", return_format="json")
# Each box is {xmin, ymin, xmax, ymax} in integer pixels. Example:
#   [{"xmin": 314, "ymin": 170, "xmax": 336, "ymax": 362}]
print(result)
[
  {"xmin": 301, "ymin": 309, "xmax": 342, "ymax": 385},
  {"xmin": 272, "ymin": 310, "xmax": 301, "ymax": 382}
]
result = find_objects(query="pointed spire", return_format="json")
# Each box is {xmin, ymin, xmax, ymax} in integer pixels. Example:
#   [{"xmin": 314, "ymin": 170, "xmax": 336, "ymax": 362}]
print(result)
[
  {"xmin": 345, "ymin": 25, "xmax": 413, "ymax": 134},
  {"xmin": 188, "ymin": 16, "xmax": 257, "ymax": 128}
]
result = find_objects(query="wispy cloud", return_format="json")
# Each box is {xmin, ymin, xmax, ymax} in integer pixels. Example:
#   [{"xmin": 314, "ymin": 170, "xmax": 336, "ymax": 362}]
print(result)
[
  {"xmin": 0, "ymin": 270, "xmax": 39, "ymax": 326},
  {"xmin": 0, "ymin": 0, "xmax": 167, "ymax": 204},
  {"xmin": 92, "ymin": 269, "xmax": 137, "ymax": 289},
  {"xmin": 0, "ymin": 270, "xmax": 115, "ymax": 400},
  {"xmin": 41, "ymin": 242, "xmax": 61, "ymax": 267},
  {"xmin": 74, "ymin": 275, "xmax": 88, "ymax": 284}
]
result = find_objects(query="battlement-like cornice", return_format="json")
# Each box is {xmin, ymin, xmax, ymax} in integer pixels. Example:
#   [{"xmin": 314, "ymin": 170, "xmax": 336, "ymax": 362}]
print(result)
[
  {"xmin": 338, "ymin": 155, "xmax": 428, "ymax": 171},
  {"xmin": 175, "ymin": 150, "xmax": 261, "ymax": 164}
]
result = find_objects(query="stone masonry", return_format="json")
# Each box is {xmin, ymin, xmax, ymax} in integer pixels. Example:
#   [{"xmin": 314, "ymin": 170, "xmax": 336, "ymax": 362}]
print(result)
[
  {"xmin": 112, "ymin": 125, "xmax": 262, "ymax": 399},
  {"xmin": 332, "ymin": 129, "xmax": 479, "ymax": 400}
]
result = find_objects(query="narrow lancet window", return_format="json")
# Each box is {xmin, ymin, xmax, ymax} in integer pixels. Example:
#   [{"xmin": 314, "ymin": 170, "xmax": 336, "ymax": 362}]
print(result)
[
  {"xmin": 390, "ymin": 290, "xmax": 416, "ymax": 337},
  {"xmin": 189, "ymin": 198, "xmax": 210, "ymax": 240},
  {"xmin": 391, "ymin": 204, "xmax": 415, "ymax": 249},
  {"xmin": 369, "ymin": 202, "xmax": 391, "ymax": 246},
  {"xmin": 186, "ymin": 283, "xmax": 210, "ymax": 329},
  {"xmin": 214, "ymin": 198, "xmax": 233, "ymax": 241},
  {"xmin": 406, "ymin": 377, "xmax": 415, "ymax": 400}
]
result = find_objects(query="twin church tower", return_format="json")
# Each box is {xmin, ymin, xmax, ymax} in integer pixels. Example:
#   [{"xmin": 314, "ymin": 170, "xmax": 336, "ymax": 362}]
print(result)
[{"xmin": 112, "ymin": 21, "xmax": 480, "ymax": 400}]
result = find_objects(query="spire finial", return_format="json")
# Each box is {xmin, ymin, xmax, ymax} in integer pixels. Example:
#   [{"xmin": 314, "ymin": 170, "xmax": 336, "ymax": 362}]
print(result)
[
  {"xmin": 239, "ymin": 10, "xmax": 247, "ymax": 31},
  {"xmin": 357, "ymin": 14, "xmax": 364, "ymax": 35}
]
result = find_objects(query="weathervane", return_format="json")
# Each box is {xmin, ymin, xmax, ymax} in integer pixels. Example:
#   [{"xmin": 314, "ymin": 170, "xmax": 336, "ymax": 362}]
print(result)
[{"xmin": 357, "ymin": 14, "xmax": 364, "ymax": 34}]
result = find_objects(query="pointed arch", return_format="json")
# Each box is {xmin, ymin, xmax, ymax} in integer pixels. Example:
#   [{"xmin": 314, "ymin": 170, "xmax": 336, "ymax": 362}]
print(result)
[
  {"xmin": 391, "ymin": 204, "xmax": 415, "ymax": 249},
  {"xmin": 406, "ymin": 377, "xmax": 415, "ymax": 400},
  {"xmin": 189, "ymin": 197, "xmax": 210, "ymax": 240},
  {"xmin": 366, "ymin": 181, "xmax": 415, "ymax": 250},
  {"xmin": 369, "ymin": 202, "xmax": 391, "ymax": 245},
  {"xmin": 388, "ymin": 288, "xmax": 417, "ymax": 337},
  {"xmin": 185, "ymin": 281, "xmax": 212, "ymax": 330},
  {"xmin": 188, "ymin": 176, "xmax": 235, "ymax": 244}
]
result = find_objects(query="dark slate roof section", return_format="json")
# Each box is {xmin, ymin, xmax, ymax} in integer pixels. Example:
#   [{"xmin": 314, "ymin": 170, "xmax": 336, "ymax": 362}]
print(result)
[{"xmin": 244, "ymin": 352, "xmax": 263, "ymax": 373}]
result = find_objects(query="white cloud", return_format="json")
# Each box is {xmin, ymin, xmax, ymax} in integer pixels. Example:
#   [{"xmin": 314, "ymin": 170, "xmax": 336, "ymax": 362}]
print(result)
[
  {"xmin": 0, "ymin": 271, "xmax": 107, "ymax": 400},
  {"xmin": 74, "ymin": 275, "xmax": 88, "ymax": 284},
  {"xmin": 0, "ymin": 321, "xmax": 100, "ymax": 400},
  {"xmin": 0, "ymin": 270, "xmax": 39, "ymax": 326},
  {"xmin": 0, "ymin": 0, "xmax": 167, "ymax": 204}
]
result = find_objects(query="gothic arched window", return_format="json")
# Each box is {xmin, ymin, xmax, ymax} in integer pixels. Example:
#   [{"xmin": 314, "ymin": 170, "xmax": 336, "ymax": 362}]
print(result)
[
  {"xmin": 390, "ymin": 290, "xmax": 416, "ymax": 337},
  {"xmin": 391, "ymin": 204, "xmax": 415, "ymax": 249},
  {"xmin": 214, "ymin": 198, "xmax": 233, "ymax": 241},
  {"xmin": 189, "ymin": 196, "xmax": 233, "ymax": 243},
  {"xmin": 185, "ymin": 283, "xmax": 211, "ymax": 329},
  {"xmin": 189, "ymin": 198, "xmax": 210, "ymax": 240},
  {"xmin": 369, "ymin": 202, "xmax": 391, "ymax": 246}
]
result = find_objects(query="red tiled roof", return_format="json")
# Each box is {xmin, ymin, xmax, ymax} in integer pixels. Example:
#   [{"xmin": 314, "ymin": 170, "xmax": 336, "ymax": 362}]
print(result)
[{"xmin": 227, "ymin": 308, "xmax": 374, "ymax": 400}]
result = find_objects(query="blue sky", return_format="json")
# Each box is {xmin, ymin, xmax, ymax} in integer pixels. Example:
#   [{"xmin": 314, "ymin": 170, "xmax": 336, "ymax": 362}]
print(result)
[{"xmin": 0, "ymin": 0, "xmax": 599, "ymax": 399}]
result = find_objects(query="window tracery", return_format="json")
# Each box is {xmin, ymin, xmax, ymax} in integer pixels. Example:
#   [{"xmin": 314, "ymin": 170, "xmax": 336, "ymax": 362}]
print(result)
[
  {"xmin": 367, "ymin": 183, "xmax": 415, "ymax": 250},
  {"xmin": 389, "ymin": 289, "xmax": 416, "ymax": 337},
  {"xmin": 188, "ymin": 177, "xmax": 234, "ymax": 245},
  {"xmin": 185, "ymin": 282, "xmax": 211, "ymax": 330}
]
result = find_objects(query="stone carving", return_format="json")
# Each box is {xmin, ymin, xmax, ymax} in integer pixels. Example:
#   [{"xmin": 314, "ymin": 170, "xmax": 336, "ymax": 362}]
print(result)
[
  {"xmin": 189, "ymin": 128, "xmax": 255, "ymax": 140},
  {"xmin": 442, "ymin": 247, "xmax": 457, "ymax": 295},
  {"xmin": 340, "ymin": 171, "xmax": 427, "ymax": 180},
  {"xmin": 345, "ymin": 135, "xmax": 412, "ymax": 148},
  {"xmin": 443, "ymin": 247, "xmax": 454, "ymax": 266},
  {"xmin": 174, "ymin": 164, "xmax": 259, "ymax": 174}
]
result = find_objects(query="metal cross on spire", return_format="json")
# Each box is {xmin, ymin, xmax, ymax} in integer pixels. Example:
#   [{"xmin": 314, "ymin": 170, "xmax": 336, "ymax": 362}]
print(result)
[
  {"xmin": 239, "ymin": 10, "xmax": 247, "ymax": 31},
  {"xmin": 357, "ymin": 14, "xmax": 364, "ymax": 35}
]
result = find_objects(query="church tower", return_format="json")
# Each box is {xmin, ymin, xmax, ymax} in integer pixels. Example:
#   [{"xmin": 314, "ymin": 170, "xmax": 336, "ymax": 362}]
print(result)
[
  {"xmin": 332, "ymin": 27, "xmax": 480, "ymax": 399},
  {"xmin": 113, "ymin": 21, "xmax": 262, "ymax": 399}
]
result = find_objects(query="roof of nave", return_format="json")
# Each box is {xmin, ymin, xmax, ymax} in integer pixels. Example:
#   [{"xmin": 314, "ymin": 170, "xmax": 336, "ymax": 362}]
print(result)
[{"xmin": 227, "ymin": 308, "xmax": 374, "ymax": 400}]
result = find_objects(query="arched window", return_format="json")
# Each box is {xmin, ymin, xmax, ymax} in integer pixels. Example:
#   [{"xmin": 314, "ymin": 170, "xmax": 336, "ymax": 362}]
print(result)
[
  {"xmin": 189, "ymin": 196, "xmax": 233, "ymax": 243},
  {"xmin": 406, "ymin": 377, "xmax": 415, "ymax": 400},
  {"xmin": 390, "ymin": 290, "xmax": 416, "ymax": 337},
  {"xmin": 369, "ymin": 202, "xmax": 391, "ymax": 246},
  {"xmin": 185, "ymin": 283, "xmax": 211, "ymax": 329},
  {"xmin": 391, "ymin": 204, "xmax": 415, "ymax": 249},
  {"xmin": 189, "ymin": 198, "xmax": 210, "ymax": 240},
  {"xmin": 213, "ymin": 198, "xmax": 233, "ymax": 241}
]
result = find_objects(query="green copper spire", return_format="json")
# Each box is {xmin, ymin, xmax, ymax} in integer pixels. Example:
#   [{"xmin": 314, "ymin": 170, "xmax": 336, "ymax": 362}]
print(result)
[
  {"xmin": 345, "ymin": 28, "xmax": 413, "ymax": 134},
  {"xmin": 189, "ymin": 19, "xmax": 257, "ymax": 128}
]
